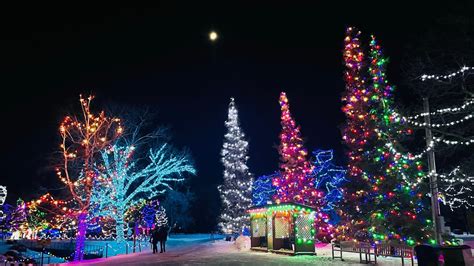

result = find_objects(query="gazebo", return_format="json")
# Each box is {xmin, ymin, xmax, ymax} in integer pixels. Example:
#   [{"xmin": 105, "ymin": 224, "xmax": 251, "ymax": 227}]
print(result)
[{"xmin": 248, "ymin": 203, "xmax": 316, "ymax": 255}]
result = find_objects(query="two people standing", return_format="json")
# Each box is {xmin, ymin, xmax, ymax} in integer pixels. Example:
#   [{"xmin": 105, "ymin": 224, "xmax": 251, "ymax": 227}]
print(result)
[{"xmin": 150, "ymin": 225, "xmax": 168, "ymax": 254}]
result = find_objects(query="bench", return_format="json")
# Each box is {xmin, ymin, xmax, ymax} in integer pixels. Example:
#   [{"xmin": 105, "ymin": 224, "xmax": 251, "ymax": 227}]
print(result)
[
  {"xmin": 376, "ymin": 242, "xmax": 414, "ymax": 266},
  {"xmin": 332, "ymin": 241, "xmax": 376, "ymax": 264}
]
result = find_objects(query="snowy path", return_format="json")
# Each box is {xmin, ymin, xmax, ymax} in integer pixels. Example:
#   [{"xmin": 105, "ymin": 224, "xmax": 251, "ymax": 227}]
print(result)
[{"xmin": 67, "ymin": 241, "xmax": 413, "ymax": 265}]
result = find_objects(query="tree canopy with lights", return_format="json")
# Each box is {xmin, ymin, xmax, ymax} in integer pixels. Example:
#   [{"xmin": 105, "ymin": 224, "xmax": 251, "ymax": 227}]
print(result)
[{"xmin": 90, "ymin": 142, "xmax": 195, "ymax": 242}]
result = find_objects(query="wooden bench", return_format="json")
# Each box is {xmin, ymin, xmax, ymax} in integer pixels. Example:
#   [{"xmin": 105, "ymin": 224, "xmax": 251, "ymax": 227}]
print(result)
[
  {"xmin": 332, "ymin": 241, "xmax": 376, "ymax": 264},
  {"xmin": 376, "ymin": 243, "xmax": 414, "ymax": 266}
]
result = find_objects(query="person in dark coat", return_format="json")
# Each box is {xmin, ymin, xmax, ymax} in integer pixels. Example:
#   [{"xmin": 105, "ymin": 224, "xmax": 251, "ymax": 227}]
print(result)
[
  {"xmin": 150, "ymin": 228, "xmax": 159, "ymax": 254},
  {"xmin": 158, "ymin": 225, "xmax": 169, "ymax": 253}
]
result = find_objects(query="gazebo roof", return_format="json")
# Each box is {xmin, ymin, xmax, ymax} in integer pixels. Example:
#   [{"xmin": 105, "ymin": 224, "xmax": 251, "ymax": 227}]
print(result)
[{"xmin": 248, "ymin": 202, "xmax": 316, "ymax": 214}]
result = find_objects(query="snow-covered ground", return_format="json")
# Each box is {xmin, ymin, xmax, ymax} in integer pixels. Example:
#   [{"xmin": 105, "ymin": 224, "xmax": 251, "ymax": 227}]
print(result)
[
  {"xmin": 1, "ymin": 234, "xmax": 219, "ymax": 264},
  {"xmin": 64, "ymin": 240, "xmax": 417, "ymax": 265},
  {"xmin": 4, "ymin": 234, "xmax": 472, "ymax": 265}
]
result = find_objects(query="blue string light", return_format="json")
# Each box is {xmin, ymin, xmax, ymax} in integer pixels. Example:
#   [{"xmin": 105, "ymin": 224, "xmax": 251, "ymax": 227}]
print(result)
[
  {"xmin": 310, "ymin": 149, "xmax": 346, "ymax": 224},
  {"xmin": 252, "ymin": 173, "xmax": 278, "ymax": 206}
]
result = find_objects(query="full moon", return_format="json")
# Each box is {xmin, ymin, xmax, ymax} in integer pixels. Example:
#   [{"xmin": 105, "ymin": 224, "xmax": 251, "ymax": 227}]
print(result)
[{"xmin": 209, "ymin": 31, "xmax": 218, "ymax": 42}]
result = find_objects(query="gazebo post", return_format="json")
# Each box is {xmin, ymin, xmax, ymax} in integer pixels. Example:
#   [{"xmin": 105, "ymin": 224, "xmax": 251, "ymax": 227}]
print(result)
[{"xmin": 293, "ymin": 211, "xmax": 297, "ymax": 254}]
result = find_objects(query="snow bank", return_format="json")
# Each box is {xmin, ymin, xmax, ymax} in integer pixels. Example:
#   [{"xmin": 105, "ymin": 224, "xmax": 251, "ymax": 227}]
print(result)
[{"xmin": 234, "ymin": 236, "xmax": 250, "ymax": 251}]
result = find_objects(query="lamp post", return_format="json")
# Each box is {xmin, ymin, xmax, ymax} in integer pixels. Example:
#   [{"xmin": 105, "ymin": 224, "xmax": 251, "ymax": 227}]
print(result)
[{"xmin": 423, "ymin": 97, "xmax": 442, "ymax": 244}]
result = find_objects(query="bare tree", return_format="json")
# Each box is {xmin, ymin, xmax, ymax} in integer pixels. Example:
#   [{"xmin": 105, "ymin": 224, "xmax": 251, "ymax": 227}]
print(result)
[{"xmin": 56, "ymin": 95, "xmax": 122, "ymax": 260}]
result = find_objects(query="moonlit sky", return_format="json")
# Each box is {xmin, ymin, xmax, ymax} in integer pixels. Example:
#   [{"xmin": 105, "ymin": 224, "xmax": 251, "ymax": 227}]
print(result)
[{"xmin": 0, "ymin": 3, "xmax": 468, "ymax": 231}]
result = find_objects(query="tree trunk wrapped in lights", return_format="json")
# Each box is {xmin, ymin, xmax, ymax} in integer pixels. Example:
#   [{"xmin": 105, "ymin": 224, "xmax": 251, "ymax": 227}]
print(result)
[
  {"xmin": 218, "ymin": 98, "xmax": 253, "ymax": 234},
  {"xmin": 56, "ymin": 95, "xmax": 122, "ymax": 260}
]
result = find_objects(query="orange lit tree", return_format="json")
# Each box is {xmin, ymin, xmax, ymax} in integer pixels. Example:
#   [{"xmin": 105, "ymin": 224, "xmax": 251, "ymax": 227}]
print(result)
[{"xmin": 56, "ymin": 95, "xmax": 122, "ymax": 261}]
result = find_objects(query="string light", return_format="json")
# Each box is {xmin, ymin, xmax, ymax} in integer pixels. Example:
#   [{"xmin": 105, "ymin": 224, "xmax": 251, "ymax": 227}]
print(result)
[
  {"xmin": 218, "ymin": 97, "xmax": 253, "ymax": 234},
  {"xmin": 311, "ymin": 150, "xmax": 346, "ymax": 218},
  {"xmin": 155, "ymin": 206, "xmax": 168, "ymax": 227},
  {"xmin": 341, "ymin": 29, "xmax": 433, "ymax": 245},
  {"xmin": 405, "ymin": 98, "xmax": 474, "ymax": 120},
  {"xmin": 0, "ymin": 186, "xmax": 6, "ymax": 206},
  {"xmin": 433, "ymin": 166, "xmax": 474, "ymax": 210},
  {"xmin": 420, "ymin": 66, "xmax": 474, "ymax": 81},
  {"xmin": 252, "ymin": 173, "xmax": 277, "ymax": 207},
  {"xmin": 89, "ymin": 143, "xmax": 195, "ymax": 242},
  {"xmin": 56, "ymin": 95, "xmax": 123, "ymax": 261},
  {"xmin": 273, "ymin": 92, "xmax": 319, "ymax": 206},
  {"xmin": 249, "ymin": 204, "xmax": 323, "ymax": 244},
  {"xmin": 405, "ymin": 113, "xmax": 474, "ymax": 128},
  {"xmin": 385, "ymin": 140, "xmax": 434, "ymax": 161},
  {"xmin": 433, "ymin": 136, "xmax": 474, "ymax": 146},
  {"xmin": 0, "ymin": 186, "xmax": 6, "ymax": 220}
]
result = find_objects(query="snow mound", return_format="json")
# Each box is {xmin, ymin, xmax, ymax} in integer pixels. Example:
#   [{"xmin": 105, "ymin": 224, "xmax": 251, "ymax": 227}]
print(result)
[{"xmin": 234, "ymin": 236, "xmax": 250, "ymax": 251}]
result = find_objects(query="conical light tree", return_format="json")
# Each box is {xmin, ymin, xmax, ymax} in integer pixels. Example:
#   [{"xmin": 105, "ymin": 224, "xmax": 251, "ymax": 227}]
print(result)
[
  {"xmin": 155, "ymin": 206, "xmax": 168, "ymax": 227},
  {"xmin": 218, "ymin": 98, "xmax": 253, "ymax": 234},
  {"xmin": 273, "ymin": 92, "xmax": 319, "ymax": 206}
]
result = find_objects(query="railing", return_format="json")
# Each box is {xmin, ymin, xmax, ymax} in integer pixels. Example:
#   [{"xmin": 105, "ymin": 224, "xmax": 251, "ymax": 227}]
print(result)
[{"xmin": 16, "ymin": 239, "xmax": 103, "ymax": 261}]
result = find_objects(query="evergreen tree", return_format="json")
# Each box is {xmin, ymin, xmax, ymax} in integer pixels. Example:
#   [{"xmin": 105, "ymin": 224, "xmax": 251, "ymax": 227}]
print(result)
[
  {"xmin": 273, "ymin": 92, "xmax": 331, "ymax": 240},
  {"xmin": 272, "ymin": 92, "xmax": 319, "ymax": 206},
  {"xmin": 340, "ymin": 27, "xmax": 377, "ymax": 241},
  {"xmin": 162, "ymin": 189, "xmax": 194, "ymax": 232},
  {"xmin": 365, "ymin": 35, "xmax": 432, "ymax": 245},
  {"xmin": 155, "ymin": 206, "xmax": 168, "ymax": 227},
  {"xmin": 218, "ymin": 98, "xmax": 253, "ymax": 234},
  {"xmin": 341, "ymin": 27, "xmax": 433, "ymax": 245}
]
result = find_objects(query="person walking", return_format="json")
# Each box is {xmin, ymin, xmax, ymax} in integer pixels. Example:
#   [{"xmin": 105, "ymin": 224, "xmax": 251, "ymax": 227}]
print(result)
[
  {"xmin": 159, "ymin": 225, "xmax": 169, "ymax": 253},
  {"xmin": 150, "ymin": 228, "xmax": 159, "ymax": 254}
]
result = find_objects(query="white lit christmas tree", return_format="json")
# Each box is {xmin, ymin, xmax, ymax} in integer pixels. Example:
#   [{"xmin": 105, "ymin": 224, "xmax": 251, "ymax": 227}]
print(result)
[
  {"xmin": 218, "ymin": 98, "xmax": 253, "ymax": 234},
  {"xmin": 155, "ymin": 206, "xmax": 168, "ymax": 227}
]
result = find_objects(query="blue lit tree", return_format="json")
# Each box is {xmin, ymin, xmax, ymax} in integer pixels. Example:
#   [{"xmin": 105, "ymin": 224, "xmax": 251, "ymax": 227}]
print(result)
[
  {"xmin": 310, "ymin": 149, "xmax": 346, "ymax": 224},
  {"xmin": 90, "ymin": 142, "xmax": 195, "ymax": 242},
  {"xmin": 252, "ymin": 173, "xmax": 277, "ymax": 206},
  {"xmin": 142, "ymin": 199, "xmax": 160, "ymax": 229}
]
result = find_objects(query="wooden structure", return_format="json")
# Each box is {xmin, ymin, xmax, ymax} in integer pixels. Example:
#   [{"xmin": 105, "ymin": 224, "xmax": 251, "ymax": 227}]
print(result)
[
  {"xmin": 248, "ymin": 203, "xmax": 316, "ymax": 255},
  {"xmin": 376, "ymin": 242, "xmax": 414, "ymax": 266},
  {"xmin": 331, "ymin": 241, "xmax": 376, "ymax": 264},
  {"xmin": 332, "ymin": 241, "xmax": 415, "ymax": 265}
]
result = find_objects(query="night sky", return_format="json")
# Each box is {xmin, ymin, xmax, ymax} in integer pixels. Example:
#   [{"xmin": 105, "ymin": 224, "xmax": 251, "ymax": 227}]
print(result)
[{"xmin": 0, "ymin": 3, "xmax": 467, "ymax": 231}]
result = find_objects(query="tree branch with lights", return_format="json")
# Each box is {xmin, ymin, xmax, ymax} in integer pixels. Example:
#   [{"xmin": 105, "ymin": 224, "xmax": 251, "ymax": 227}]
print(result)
[
  {"xmin": 56, "ymin": 95, "xmax": 122, "ymax": 260},
  {"xmin": 90, "ymin": 135, "xmax": 195, "ymax": 242}
]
